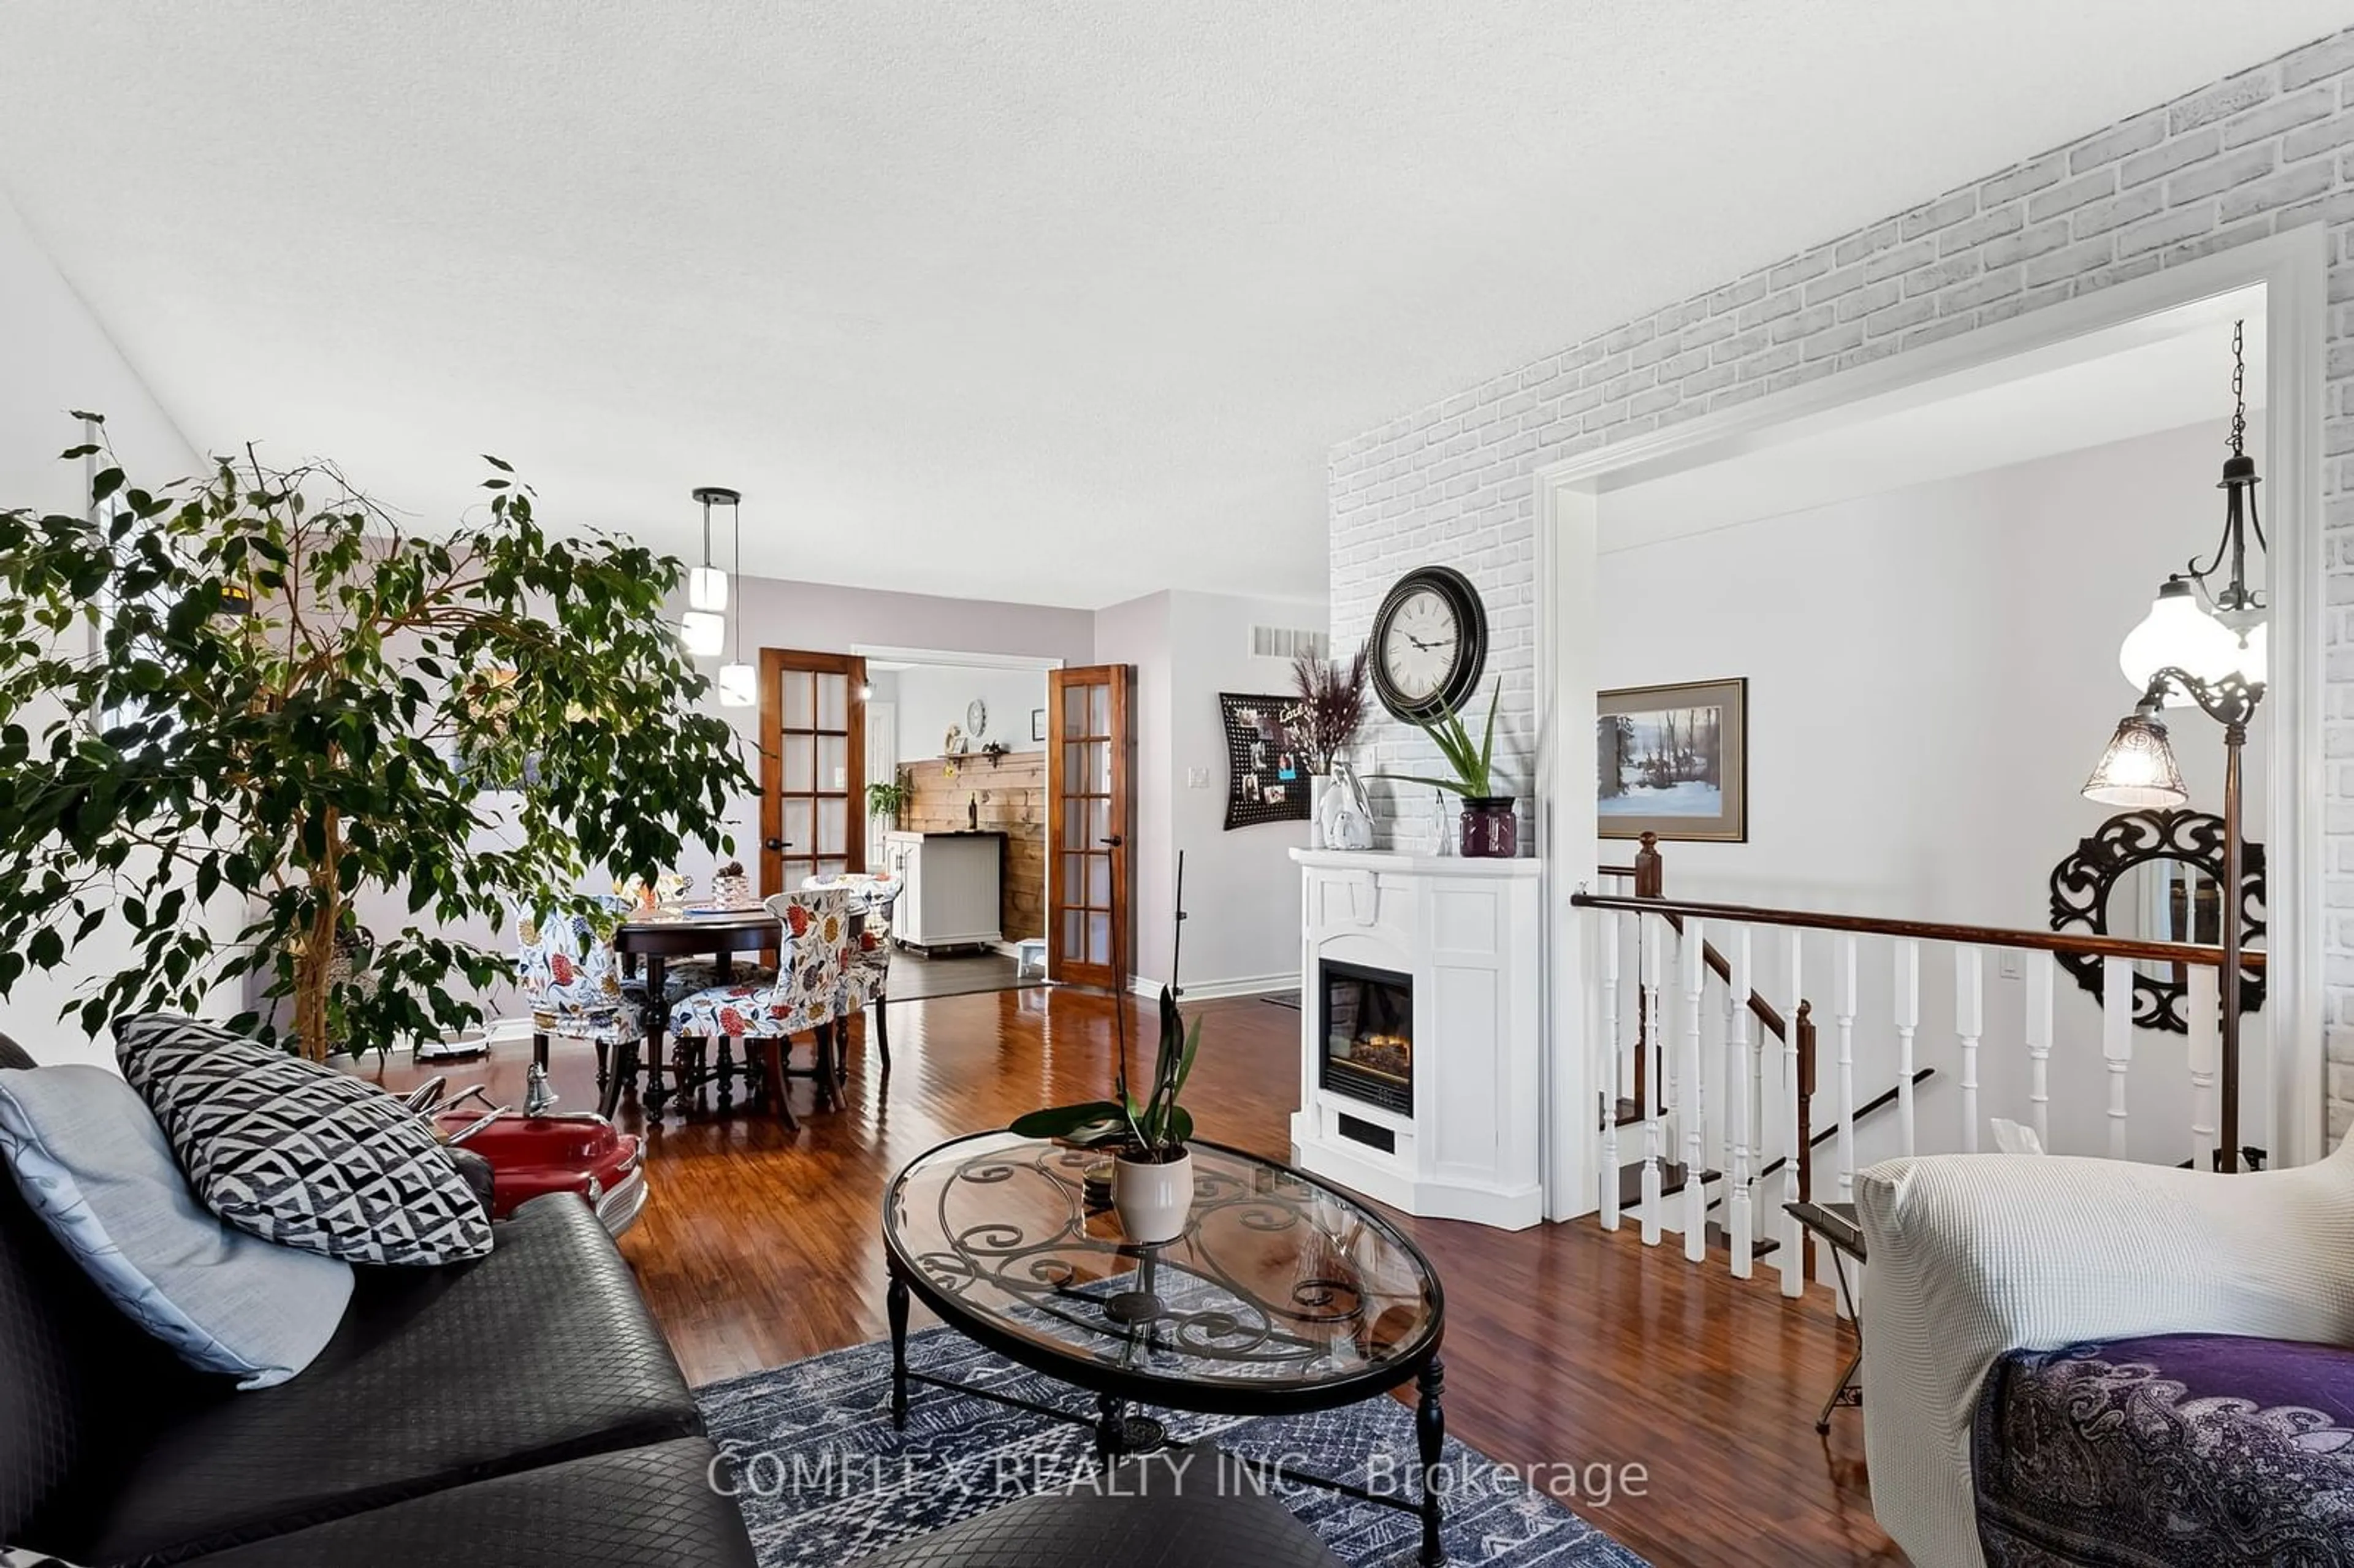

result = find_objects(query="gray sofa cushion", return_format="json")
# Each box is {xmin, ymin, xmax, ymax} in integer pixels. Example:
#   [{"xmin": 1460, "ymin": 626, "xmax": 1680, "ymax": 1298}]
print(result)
[{"xmin": 0, "ymin": 1067, "xmax": 350, "ymax": 1388}]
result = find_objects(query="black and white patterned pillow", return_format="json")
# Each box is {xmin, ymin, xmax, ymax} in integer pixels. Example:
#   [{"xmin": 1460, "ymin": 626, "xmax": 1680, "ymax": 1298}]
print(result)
[{"xmin": 113, "ymin": 1014, "xmax": 492, "ymax": 1266}]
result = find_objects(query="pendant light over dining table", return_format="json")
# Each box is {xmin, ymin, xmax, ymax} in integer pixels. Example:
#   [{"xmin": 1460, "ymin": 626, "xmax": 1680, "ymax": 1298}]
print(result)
[
  {"xmin": 714, "ymin": 485, "xmax": 755, "ymax": 709},
  {"xmin": 679, "ymin": 485, "xmax": 736, "ymax": 661}
]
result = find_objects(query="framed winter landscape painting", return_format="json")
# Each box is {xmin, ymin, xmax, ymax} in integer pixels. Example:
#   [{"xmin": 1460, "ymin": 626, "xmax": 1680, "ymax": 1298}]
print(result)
[{"xmin": 1597, "ymin": 678, "xmax": 1747, "ymax": 842}]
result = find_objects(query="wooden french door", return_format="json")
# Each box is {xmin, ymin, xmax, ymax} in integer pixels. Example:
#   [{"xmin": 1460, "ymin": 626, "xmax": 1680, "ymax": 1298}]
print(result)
[
  {"xmin": 1046, "ymin": 665, "xmax": 1132, "ymax": 991},
  {"xmin": 758, "ymin": 650, "xmax": 867, "ymax": 896}
]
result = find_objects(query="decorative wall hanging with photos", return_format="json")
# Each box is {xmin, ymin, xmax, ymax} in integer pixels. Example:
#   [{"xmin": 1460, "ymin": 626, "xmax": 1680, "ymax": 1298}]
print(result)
[{"xmin": 1219, "ymin": 692, "xmax": 1309, "ymax": 830}]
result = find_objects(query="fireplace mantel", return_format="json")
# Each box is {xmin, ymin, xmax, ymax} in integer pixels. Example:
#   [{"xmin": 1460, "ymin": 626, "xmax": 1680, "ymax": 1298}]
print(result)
[{"xmin": 1289, "ymin": 848, "xmax": 1543, "ymax": 1230}]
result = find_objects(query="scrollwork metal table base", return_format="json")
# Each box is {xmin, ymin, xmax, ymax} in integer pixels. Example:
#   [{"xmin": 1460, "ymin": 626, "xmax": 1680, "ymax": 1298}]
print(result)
[{"xmin": 881, "ymin": 1133, "xmax": 1451, "ymax": 1566}]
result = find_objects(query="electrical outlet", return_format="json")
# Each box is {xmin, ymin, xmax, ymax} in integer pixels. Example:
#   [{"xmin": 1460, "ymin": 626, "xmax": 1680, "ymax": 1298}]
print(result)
[
  {"xmin": 1998, "ymin": 951, "xmax": 2024, "ymax": 980},
  {"xmin": 1187, "ymin": 767, "xmax": 1209, "ymax": 789}
]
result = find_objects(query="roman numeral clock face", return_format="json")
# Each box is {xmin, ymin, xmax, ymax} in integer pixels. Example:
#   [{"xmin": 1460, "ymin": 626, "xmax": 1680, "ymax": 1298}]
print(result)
[
  {"xmin": 1384, "ymin": 591, "xmax": 1457, "ymax": 703},
  {"xmin": 1371, "ymin": 566, "xmax": 1487, "ymax": 721}
]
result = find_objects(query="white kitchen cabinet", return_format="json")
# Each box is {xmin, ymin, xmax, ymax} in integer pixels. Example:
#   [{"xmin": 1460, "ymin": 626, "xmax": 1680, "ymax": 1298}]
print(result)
[{"xmin": 882, "ymin": 831, "xmax": 1004, "ymax": 951}]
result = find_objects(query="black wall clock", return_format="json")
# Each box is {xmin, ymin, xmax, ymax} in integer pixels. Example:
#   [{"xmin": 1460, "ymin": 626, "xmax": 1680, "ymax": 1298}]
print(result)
[{"xmin": 1369, "ymin": 565, "xmax": 1488, "ymax": 721}]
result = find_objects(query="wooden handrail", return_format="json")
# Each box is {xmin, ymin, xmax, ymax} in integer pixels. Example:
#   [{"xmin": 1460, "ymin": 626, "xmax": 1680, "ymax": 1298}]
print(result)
[{"xmin": 1572, "ymin": 889, "xmax": 2266, "ymax": 971}]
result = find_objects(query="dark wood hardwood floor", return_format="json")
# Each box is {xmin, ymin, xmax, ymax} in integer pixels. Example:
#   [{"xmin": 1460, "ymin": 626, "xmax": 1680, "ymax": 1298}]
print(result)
[{"xmin": 368, "ymin": 986, "xmax": 1901, "ymax": 1568}]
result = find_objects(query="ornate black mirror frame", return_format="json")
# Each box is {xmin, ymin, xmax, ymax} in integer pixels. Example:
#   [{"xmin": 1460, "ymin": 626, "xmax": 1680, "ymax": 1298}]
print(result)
[{"xmin": 2048, "ymin": 808, "xmax": 2264, "ymax": 1034}]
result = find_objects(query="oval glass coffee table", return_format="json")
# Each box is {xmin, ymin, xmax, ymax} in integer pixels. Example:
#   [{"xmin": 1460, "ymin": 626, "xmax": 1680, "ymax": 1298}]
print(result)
[{"xmin": 882, "ymin": 1130, "xmax": 1450, "ymax": 1565}]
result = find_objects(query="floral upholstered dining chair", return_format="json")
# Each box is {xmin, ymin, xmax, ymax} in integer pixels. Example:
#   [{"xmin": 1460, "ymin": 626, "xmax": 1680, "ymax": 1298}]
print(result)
[
  {"xmin": 514, "ymin": 905, "xmax": 642, "ymax": 1081},
  {"xmin": 801, "ymin": 872, "xmax": 901, "ymax": 1079},
  {"xmin": 667, "ymin": 887, "xmax": 853, "ymax": 1131}
]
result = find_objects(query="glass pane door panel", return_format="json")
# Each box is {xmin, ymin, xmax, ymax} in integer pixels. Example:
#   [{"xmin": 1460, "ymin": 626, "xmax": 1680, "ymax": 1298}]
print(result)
[
  {"xmin": 817, "ymin": 809, "xmax": 848, "ymax": 856},
  {"xmin": 1089, "ymin": 685, "xmax": 1110, "ymax": 735},
  {"xmin": 1064, "ymin": 685, "xmax": 1089, "ymax": 730},
  {"xmin": 817, "ymin": 674, "xmax": 848, "ymax": 729},
  {"xmin": 818, "ymin": 736, "xmax": 849, "ymax": 793},
  {"xmin": 783, "ymin": 673, "xmax": 814, "ymax": 728},
  {"xmin": 783, "ymin": 734, "xmax": 815, "ymax": 793},
  {"xmin": 1061, "ymin": 812, "xmax": 1089, "ymax": 850},
  {"xmin": 1064, "ymin": 909, "xmax": 1084, "ymax": 954},
  {"xmin": 783, "ymin": 799, "xmax": 814, "ymax": 855},
  {"xmin": 1088, "ymin": 856, "xmax": 1111, "ymax": 905},
  {"xmin": 1087, "ymin": 913, "xmax": 1111, "ymax": 964},
  {"xmin": 1061, "ymin": 853, "xmax": 1088, "ymax": 904}
]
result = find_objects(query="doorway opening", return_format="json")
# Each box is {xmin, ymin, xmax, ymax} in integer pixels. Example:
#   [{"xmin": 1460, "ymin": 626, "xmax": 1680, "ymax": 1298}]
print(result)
[
  {"xmin": 859, "ymin": 650, "xmax": 1057, "ymax": 1000},
  {"xmin": 1534, "ymin": 230, "xmax": 2328, "ymax": 1216}
]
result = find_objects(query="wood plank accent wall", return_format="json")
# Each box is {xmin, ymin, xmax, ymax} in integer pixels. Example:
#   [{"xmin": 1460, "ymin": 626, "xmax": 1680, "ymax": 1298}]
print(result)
[{"xmin": 899, "ymin": 753, "xmax": 1045, "ymax": 942}]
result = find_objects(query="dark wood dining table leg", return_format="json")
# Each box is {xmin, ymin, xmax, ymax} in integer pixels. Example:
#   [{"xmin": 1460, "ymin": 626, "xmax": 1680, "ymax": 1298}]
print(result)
[{"xmin": 640, "ymin": 954, "xmax": 669, "ymax": 1113}]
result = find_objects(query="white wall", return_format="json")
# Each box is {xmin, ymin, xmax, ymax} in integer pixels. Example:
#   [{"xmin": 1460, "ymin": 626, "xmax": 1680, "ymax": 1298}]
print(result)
[
  {"xmin": 1094, "ymin": 589, "xmax": 1327, "ymax": 994},
  {"xmin": 0, "ymin": 194, "xmax": 208, "ymax": 1065},
  {"xmin": 1165, "ymin": 591, "xmax": 1325, "ymax": 992},
  {"xmin": 1596, "ymin": 419, "xmax": 2269, "ymax": 1164},
  {"xmin": 890, "ymin": 664, "xmax": 1049, "ymax": 763}
]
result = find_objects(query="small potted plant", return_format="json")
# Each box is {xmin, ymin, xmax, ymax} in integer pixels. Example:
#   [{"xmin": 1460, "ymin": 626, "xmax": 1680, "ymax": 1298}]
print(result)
[
  {"xmin": 1009, "ymin": 987, "xmax": 1202, "ymax": 1243},
  {"xmin": 865, "ymin": 772, "xmax": 911, "ymax": 830},
  {"xmin": 1284, "ymin": 645, "xmax": 1369, "ymax": 848},
  {"xmin": 1374, "ymin": 680, "xmax": 1516, "ymax": 857}
]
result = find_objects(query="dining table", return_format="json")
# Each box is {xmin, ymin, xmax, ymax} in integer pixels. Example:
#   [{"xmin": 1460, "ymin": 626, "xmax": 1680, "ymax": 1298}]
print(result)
[{"xmin": 606, "ymin": 907, "xmax": 782, "ymax": 1119}]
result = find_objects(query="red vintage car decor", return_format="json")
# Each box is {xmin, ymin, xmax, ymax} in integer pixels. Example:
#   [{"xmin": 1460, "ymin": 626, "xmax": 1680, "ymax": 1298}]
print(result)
[{"xmin": 404, "ymin": 1075, "xmax": 646, "ymax": 1238}]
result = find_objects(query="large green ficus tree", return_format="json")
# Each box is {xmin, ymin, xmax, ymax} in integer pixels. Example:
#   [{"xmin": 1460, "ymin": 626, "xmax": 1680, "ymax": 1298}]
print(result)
[{"xmin": 0, "ymin": 416, "xmax": 753, "ymax": 1059}]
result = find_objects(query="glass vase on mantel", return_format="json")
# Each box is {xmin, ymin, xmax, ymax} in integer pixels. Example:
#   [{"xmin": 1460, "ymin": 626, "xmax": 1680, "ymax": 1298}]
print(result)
[{"xmin": 1317, "ymin": 761, "xmax": 1376, "ymax": 851}]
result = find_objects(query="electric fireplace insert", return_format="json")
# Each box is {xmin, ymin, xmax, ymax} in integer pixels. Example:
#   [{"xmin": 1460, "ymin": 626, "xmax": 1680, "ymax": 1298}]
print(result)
[{"xmin": 1319, "ymin": 958, "xmax": 1414, "ymax": 1116}]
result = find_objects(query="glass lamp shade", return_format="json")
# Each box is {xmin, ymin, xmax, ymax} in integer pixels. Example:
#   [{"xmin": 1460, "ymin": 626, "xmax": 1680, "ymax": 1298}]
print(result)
[
  {"xmin": 716, "ymin": 661, "xmax": 756, "ymax": 707},
  {"xmin": 2228, "ymin": 620, "xmax": 2266, "ymax": 686},
  {"xmin": 679, "ymin": 611, "xmax": 726, "ymax": 658},
  {"xmin": 687, "ymin": 565, "xmax": 729, "ymax": 614},
  {"xmin": 2119, "ymin": 579, "xmax": 2236, "ymax": 705},
  {"xmin": 2082, "ymin": 711, "xmax": 2188, "ymax": 809}
]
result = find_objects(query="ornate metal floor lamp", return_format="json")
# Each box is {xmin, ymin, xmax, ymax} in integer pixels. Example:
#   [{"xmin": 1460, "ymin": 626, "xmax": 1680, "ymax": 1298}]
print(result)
[{"xmin": 2081, "ymin": 322, "xmax": 2266, "ymax": 1172}]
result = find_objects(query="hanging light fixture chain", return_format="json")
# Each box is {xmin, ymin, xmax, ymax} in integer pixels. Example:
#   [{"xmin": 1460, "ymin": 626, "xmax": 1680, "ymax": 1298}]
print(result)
[{"xmin": 2227, "ymin": 319, "xmax": 2247, "ymax": 459}]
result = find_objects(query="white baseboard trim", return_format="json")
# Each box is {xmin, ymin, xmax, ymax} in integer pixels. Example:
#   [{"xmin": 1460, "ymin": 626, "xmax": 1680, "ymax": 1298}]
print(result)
[{"xmin": 1126, "ymin": 973, "xmax": 1300, "ymax": 1002}]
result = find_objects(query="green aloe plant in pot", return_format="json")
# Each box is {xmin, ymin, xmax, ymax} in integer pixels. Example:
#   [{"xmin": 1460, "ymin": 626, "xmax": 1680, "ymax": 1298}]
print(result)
[{"xmin": 1374, "ymin": 681, "xmax": 1517, "ymax": 858}]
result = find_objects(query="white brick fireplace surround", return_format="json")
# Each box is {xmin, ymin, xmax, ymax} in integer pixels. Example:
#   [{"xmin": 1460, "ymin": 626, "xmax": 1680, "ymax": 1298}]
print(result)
[
  {"xmin": 1290, "ymin": 849, "xmax": 1543, "ymax": 1229},
  {"xmin": 1330, "ymin": 25, "xmax": 2354, "ymax": 1142}
]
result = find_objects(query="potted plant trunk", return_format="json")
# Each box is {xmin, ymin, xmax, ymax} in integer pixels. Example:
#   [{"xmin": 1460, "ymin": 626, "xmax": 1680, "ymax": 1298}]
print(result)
[{"xmin": 1375, "ymin": 681, "xmax": 1517, "ymax": 858}]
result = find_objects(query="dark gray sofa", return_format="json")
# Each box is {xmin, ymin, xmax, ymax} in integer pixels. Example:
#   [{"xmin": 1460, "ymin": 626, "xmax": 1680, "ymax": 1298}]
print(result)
[{"xmin": 0, "ymin": 1030, "xmax": 757, "ymax": 1568}]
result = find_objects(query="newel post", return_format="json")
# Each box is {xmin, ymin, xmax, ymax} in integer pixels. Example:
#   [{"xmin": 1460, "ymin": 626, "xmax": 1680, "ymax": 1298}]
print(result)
[
  {"xmin": 1634, "ymin": 831, "xmax": 1664, "ymax": 899},
  {"xmin": 1794, "ymin": 1001, "xmax": 1817, "ymax": 1206}
]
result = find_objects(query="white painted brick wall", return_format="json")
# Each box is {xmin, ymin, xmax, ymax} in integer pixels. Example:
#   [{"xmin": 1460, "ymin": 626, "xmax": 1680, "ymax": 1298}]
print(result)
[{"xmin": 1328, "ymin": 27, "xmax": 2354, "ymax": 1140}]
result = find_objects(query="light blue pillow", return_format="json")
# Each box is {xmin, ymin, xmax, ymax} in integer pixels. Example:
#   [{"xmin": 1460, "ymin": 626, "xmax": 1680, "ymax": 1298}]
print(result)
[{"xmin": 0, "ymin": 1065, "xmax": 352, "ymax": 1389}]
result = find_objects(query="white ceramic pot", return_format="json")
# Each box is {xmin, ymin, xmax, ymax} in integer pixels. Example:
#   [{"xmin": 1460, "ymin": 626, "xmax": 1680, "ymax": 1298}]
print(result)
[
  {"xmin": 1308, "ymin": 774, "xmax": 1333, "ymax": 848},
  {"xmin": 1111, "ymin": 1147, "xmax": 1195, "ymax": 1245}
]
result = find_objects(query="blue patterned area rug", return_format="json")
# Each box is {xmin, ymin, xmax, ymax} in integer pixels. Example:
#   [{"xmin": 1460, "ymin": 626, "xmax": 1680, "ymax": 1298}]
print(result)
[{"xmin": 695, "ymin": 1326, "xmax": 1647, "ymax": 1567}]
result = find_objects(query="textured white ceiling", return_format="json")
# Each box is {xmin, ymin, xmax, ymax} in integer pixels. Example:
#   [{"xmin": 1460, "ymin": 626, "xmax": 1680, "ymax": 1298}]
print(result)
[{"xmin": 0, "ymin": 2, "xmax": 2342, "ymax": 608}]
